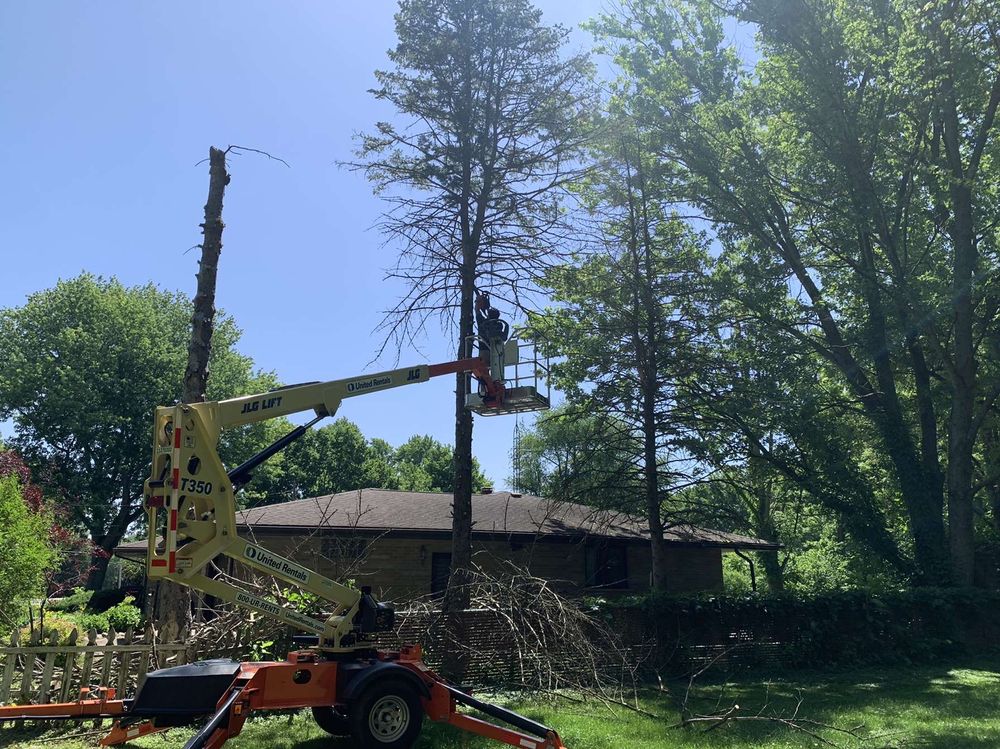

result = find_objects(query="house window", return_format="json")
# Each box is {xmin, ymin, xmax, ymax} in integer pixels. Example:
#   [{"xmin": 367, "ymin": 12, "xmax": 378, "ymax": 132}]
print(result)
[
  {"xmin": 585, "ymin": 541, "xmax": 628, "ymax": 589},
  {"xmin": 431, "ymin": 552, "xmax": 452, "ymax": 598},
  {"xmin": 321, "ymin": 536, "xmax": 369, "ymax": 562}
]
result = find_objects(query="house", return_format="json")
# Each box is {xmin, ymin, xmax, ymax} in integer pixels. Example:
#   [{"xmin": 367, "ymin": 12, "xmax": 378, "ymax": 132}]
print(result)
[{"xmin": 116, "ymin": 488, "xmax": 779, "ymax": 601}]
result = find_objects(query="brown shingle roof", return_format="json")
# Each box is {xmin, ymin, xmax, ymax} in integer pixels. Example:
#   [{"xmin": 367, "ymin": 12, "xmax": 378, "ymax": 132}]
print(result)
[
  {"xmin": 235, "ymin": 489, "xmax": 780, "ymax": 549},
  {"xmin": 114, "ymin": 489, "xmax": 780, "ymax": 559}
]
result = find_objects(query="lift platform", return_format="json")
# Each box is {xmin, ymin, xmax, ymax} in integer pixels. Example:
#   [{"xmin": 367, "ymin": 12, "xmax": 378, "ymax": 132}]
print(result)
[{"xmin": 466, "ymin": 339, "xmax": 550, "ymax": 415}]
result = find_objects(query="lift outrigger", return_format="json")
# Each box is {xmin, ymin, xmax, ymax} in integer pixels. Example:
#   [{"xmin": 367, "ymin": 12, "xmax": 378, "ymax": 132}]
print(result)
[{"xmin": 0, "ymin": 312, "xmax": 558, "ymax": 749}]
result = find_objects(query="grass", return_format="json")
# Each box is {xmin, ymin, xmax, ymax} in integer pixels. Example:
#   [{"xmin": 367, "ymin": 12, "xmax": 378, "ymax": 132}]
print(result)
[{"xmin": 6, "ymin": 658, "xmax": 1000, "ymax": 748}]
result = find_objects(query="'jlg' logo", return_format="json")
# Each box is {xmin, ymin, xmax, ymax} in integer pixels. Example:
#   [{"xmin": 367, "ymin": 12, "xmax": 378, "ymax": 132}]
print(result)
[
  {"xmin": 407, "ymin": 368, "xmax": 422, "ymax": 381},
  {"xmin": 240, "ymin": 396, "xmax": 282, "ymax": 415}
]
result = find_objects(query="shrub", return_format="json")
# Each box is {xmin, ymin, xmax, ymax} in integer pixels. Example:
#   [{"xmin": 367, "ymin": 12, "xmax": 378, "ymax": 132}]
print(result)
[
  {"xmin": 48, "ymin": 587, "xmax": 93, "ymax": 612},
  {"xmin": 106, "ymin": 597, "xmax": 142, "ymax": 631},
  {"xmin": 76, "ymin": 612, "xmax": 110, "ymax": 634},
  {"xmin": 20, "ymin": 615, "xmax": 79, "ymax": 644},
  {"xmin": 722, "ymin": 553, "xmax": 754, "ymax": 594}
]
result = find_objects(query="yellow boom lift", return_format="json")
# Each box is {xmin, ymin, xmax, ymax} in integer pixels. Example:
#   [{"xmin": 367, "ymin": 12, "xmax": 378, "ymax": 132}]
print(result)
[{"xmin": 0, "ymin": 302, "xmax": 557, "ymax": 749}]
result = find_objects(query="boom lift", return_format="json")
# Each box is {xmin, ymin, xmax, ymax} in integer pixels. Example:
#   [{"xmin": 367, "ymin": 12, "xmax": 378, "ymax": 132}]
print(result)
[{"xmin": 0, "ymin": 319, "xmax": 560, "ymax": 749}]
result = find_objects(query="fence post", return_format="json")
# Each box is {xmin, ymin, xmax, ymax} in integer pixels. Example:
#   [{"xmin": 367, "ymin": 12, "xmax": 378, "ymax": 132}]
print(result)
[
  {"xmin": 116, "ymin": 628, "xmax": 133, "ymax": 696},
  {"xmin": 99, "ymin": 626, "xmax": 117, "ymax": 689},
  {"xmin": 59, "ymin": 629, "xmax": 80, "ymax": 703},
  {"xmin": 18, "ymin": 628, "xmax": 40, "ymax": 704},
  {"xmin": 136, "ymin": 648, "xmax": 151, "ymax": 692},
  {"xmin": 37, "ymin": 630, "xmax": 60, "ymax": 703},
  {"xmin": 0, "ymin": 629, "xmax": 19, "ymax": 704},
  {"xmin": 79, "ymin": 629, "xmax": 98, "ymax": 697}
]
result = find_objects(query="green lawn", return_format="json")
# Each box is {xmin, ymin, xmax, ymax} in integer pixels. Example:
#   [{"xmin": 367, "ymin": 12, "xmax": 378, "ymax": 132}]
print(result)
[{"xmin": 6, "ymin": 659, "xmax": 1000, "ymax": 748}]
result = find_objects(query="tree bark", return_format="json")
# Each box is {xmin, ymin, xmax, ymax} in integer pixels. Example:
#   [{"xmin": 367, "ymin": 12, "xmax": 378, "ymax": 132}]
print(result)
[
  {"xmin": 946, "ymin": 180, "xmax": 977, "ymax": 586},
  {"xmin": 441, "ymin": 266, "xmax": 475, "ymax": 681},
  {"xmin": 154, "ymin": 146, "xmax": 230, "ymax": 644},
  {"xmin": 749, "ymin": 441, "xmax": 783, "ymax": 592},
  {"xmin": 86, "ymin": 552, "xmax": 111, "ymax": 592},
  {"xmin": 643, "ymin": 388, "xmax": 667, "ymax": 591},
  {"xmin": 449, "ymin": 257, "xmax": 476, "ymax": 601},
  {"xmin": 183, "ymin": 147, "xmax": 229, "ymax": 403},
  {"xmin": 938, "ymin": 4, "xmax": 981, "ymax": 585}
]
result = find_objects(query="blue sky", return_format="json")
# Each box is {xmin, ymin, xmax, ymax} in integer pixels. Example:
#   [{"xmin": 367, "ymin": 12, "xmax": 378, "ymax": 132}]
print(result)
[
  {"xmin": 0, "ymin": 1, "xmax": 612, "ymax": 489},
  {"xmin": 0, "ymin": 3, "xmax": 757, "ymax": 491}
]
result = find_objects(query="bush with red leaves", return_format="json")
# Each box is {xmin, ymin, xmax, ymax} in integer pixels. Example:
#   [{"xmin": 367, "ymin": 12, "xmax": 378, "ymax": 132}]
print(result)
[{"xmin": 0, "ymin": 450, "xmax": 42, "ymax": 511}]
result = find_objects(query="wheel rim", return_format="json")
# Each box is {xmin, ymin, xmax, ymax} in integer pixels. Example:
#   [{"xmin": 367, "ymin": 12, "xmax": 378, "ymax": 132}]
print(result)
[{"xmin": 368, "ymin": 694, "xmax": 410, "ymax": 743}]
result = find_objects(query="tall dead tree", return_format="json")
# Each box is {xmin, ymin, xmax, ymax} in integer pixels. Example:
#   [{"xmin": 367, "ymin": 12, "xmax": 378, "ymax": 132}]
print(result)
[
  {"xmin": 354, "ymin": 0, "xmax": 593, "ymax": 647},
  {"xmin": 154, "ymin": 146, "xmax": 230, "ymax": 645}
]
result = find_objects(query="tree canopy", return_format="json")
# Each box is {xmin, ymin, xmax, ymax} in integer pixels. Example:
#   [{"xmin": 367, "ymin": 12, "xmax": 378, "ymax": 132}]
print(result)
[
  {"xmin": 253, "ymin": 426, "xmax": 490, "ymax": 504},
  {"xmin": 589, "ymin": 0, "xmax": 1000, "ymax": 586},
  {"xmin": 0, "ymin": 274, "xmax": 277, "ymax": 587}
]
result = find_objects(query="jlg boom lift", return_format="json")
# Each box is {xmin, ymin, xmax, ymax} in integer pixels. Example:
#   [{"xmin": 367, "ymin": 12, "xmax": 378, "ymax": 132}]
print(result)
[{"xmin": 0, "ymin": 305, "xmax": 560, "ymax": 749}]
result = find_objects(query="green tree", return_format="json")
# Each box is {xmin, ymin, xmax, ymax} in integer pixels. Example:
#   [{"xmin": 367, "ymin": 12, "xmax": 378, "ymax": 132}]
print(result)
[
  {"xmin": 673, "ymin": 297, "xmax": 913, "ymax": 587},
  {"xmin": 280, "ymin": 419, "xmax": 373, "ymax": 500},
  {"xmin": 0, "ymin": 472, "xmax": 56, "ymax": 627},
  {"xmin": 593, "ymin": 0, "xmax": 1000, "ymax": 585},
  {"xmin": 361, "ymin": 438, "xmax": 401, "ymax": 491},
  {"xmin": 393, "ymin": 434, "xmax": 488, "ymax": 492},
  {"xmin": 355, "ymin": 0, "xmax": 594, "ymax": 616},
  {"xmin": 531, "ymin": 125, "xmax": 710, "ymax": 589},
  {"xmin": 0, "ymin": 274, "xmax": 274, "ymax": 589},
  {"xmin": 510, "ymin": 406, "xmax": 640, "ymax": 512},
  {"xmin": 247, "ymin": 428, "xmax": 490, "ymax": 503}
]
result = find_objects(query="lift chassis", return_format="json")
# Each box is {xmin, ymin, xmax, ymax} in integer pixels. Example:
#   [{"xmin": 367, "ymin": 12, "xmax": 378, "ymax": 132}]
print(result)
[{"xmin": 1, "ymin": 344, "xmax": 562, "ymax": 749}]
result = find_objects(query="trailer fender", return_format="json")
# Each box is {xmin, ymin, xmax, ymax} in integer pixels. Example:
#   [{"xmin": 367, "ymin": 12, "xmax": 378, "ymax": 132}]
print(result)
[{"xmin": 339, "ymin": 662, "xmax": 430, "ymax": 703}]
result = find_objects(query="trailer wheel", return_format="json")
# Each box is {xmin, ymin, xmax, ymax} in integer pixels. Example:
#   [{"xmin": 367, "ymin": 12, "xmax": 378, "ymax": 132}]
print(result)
[
  {"xmin": 349, "ymin": 678, "xmax": 423, "ymax": 748},
  {"xmin": 311, "ymin": 706, "xmax": 350, "ymax": 736}
]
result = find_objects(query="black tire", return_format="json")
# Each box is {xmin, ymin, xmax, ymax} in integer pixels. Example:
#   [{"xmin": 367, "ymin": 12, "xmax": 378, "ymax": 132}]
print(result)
[
  {"xmin": 311, "ymin": 705, "xmax": 351, "ymax": 736},
  {"xmin": 349, "ymin": 678, "xmax": 424, "ymax": 748}
]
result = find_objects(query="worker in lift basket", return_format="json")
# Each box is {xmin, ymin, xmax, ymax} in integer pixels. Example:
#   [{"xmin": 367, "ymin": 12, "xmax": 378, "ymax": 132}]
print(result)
[{"xmin": 475, "ymin": 292, "xmax": 510, "ymax": 393}]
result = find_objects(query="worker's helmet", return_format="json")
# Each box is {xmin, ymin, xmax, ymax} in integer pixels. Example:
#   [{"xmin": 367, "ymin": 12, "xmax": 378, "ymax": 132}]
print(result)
[{"xmin": 487, "ymin": 308, "xmax": 501, "ymax": 320}]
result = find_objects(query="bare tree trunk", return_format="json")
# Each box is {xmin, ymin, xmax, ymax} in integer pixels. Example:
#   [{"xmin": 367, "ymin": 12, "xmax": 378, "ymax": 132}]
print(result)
[
  {"xmin": 154, "ymin": 146, "xmax": 230, "ymax": 644},
  {"xmin": 440, "ymin": 229, "xmax": 477, "ymax": 681},
  {"xmin": 183, "ymin": 146, "xmax": 229, "ymax": 404},
  {"xmin": 639, "ymin": 234, "xmax": 667, "ymax": 591},
  {"xmin": 620, "ymin": 136, "xmax": 670, "ymax": 592}
]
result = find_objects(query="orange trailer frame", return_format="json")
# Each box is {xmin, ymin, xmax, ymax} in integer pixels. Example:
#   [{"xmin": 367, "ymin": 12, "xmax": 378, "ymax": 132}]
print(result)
[{"xmin": 0, "ymin": 646, "xmax": 566, "ymax": 749}]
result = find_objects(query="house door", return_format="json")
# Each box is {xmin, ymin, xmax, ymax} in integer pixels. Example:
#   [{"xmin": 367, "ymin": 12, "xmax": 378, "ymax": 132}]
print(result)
[{"xmin": 431, "ymin": 552, "xmax": 452, "ymax": 598}]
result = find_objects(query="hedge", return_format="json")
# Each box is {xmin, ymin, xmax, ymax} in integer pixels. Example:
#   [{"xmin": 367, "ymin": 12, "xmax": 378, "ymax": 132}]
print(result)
[{"xmin": 593, "ymin": 588, "xmax": 1000, "ymax": 671}]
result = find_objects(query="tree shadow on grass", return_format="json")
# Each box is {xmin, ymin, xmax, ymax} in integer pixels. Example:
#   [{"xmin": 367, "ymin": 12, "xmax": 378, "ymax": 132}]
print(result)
[{"xmin": 669, "ymin": 659, "xmax": 1000, "ymax": 748}]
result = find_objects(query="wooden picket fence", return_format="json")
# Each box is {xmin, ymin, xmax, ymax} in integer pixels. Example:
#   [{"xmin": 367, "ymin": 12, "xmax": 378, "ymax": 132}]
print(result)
[{"xmin": 0, "ymin": 626, "xmax": 187, "ymax": 707}]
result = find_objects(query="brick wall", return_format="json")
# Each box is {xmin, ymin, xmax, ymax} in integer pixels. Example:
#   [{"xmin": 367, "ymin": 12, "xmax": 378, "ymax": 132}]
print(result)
[{"xmin": 249, "ymin": 531, "xmax": 723, "ymax": 600}]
